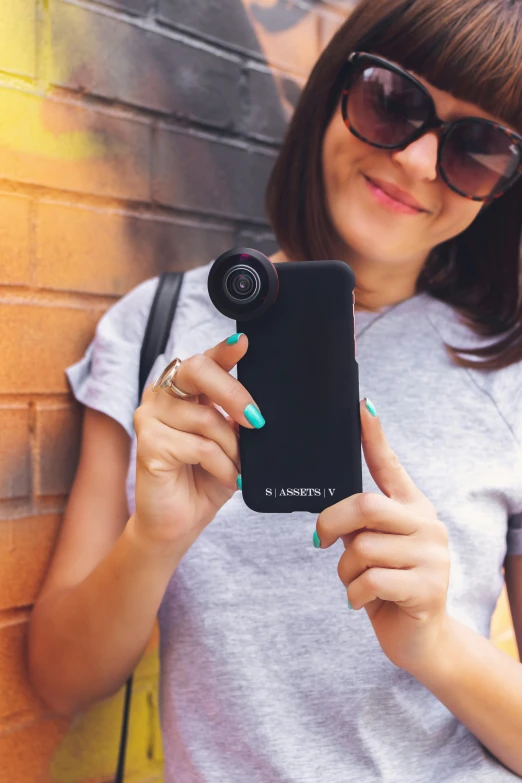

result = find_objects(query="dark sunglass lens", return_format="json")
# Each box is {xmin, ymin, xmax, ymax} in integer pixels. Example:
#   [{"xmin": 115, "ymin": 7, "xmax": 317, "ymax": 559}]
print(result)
[
  {"xmin": 347, "ymin": 64, "xmax": 431, "ymax": 146},
  {"xmin": 442, "ymin": 121, "xmax": 520, "ymax": 198}
]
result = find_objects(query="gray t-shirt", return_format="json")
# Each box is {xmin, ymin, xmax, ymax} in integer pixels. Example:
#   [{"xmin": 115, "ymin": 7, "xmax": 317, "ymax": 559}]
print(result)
[{"xmin": 66, "ymin": 258, "xmax": 522, "ymax": 783}]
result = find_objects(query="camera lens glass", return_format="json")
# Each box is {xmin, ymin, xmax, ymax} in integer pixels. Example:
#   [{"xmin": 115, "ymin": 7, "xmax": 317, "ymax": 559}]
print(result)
[
  {"xmin": 223, "ymin": 265, "xmax": 261, "ymax": 304},
  {"xmin": 208, "ymin": 248, "xmax": 278, "ymax": 321}
]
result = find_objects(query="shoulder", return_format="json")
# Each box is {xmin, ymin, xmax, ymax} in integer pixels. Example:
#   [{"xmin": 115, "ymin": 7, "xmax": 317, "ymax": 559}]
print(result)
[
  {"xmin": 478, "ymin": 357, "xmax": 522, "ymax": 448},
  {"xmin": 98, "ymin": 259, "xmax": 215, "ymax": 340},
  {"xmin": 65, "ymin": 261, "xmax": 217, "ymax": 438},
  {"xmin": 174, "ymin": 259, "xmax": 216, "ymax": 321},
  {"xmin": 95, "ymin": 258, "xmax": 219, "ymax": 365},
  {"xmin": 162, "ymin": 259, "xmax": 233, "ymax": 358},
  {"xmin": 421, "ymin": 294, "xmax": 522, "ymax": 447},
  {"xmin": 96, "ymin": 275, "xmax": 160, "ymax": 344}
]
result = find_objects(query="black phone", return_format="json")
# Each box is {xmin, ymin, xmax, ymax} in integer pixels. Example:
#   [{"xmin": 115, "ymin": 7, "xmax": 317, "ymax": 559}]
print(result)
[{"xmin": 208, "ymin": 248, "xmax": 362, "ymax": 513}]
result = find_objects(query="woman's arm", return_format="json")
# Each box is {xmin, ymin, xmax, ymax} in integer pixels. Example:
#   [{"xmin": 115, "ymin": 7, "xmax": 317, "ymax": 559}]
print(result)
[
  {"xmin": 27, "ymin": 408, "xmax": 183, "ymax": 718},
  {"xmin": 29, "ymin": 334, "xmax": 256, "ymax": 719},
  {"xmin": 410, "ymin": 609, "xmax": 522, "ymax": 777},
  {"xmin": 317, "ymin": 402, "xmax": 522, "ymax": 778}
]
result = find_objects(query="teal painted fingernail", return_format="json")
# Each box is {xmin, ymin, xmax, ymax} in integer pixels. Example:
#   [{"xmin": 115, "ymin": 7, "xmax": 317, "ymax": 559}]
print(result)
[
  {"xmin": 347, "ymin": 596, "xmax": 353, "ymax": 610},
  {"xmin": 365, "ymin": 397, "xmax": 377, "ymax": 417},
  {"xmin": 226, "ymin": 332, "xmax": 244, "ymax": 345},
  {"xmin": 313, "ymin": 530, "xmax": 321, "ymax": 548},
  {"xmin": 236, "ymin": 473, "xmax": 242, "ymax": 490},
  {"xmin": 244, "ymin": 403, "xmax": 265, "ymax": 428}
]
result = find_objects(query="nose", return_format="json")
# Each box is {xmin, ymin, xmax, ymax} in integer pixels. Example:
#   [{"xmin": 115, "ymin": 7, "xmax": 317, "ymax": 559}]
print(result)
[{"xmin": 391, "ymin": 130, "xmax": 439, "ymax": 182}]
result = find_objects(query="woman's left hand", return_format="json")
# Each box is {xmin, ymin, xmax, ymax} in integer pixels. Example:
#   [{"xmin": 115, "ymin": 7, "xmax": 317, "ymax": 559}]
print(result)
[{"xmin": 314, "ymin": 398, "xmax": 451, "ymax": 676}]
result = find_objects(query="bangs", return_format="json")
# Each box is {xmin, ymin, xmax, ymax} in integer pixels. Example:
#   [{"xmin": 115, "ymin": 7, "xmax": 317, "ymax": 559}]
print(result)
[{"xmin": 358, "ymin": 0, "xmax": 522, "ymax": 132}]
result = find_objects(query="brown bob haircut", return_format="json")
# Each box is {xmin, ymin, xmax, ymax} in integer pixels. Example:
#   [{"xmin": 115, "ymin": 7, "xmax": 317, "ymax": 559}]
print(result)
[{"xmin": 266, "ymin": 0, "xmax": 522, "ymax": 370}]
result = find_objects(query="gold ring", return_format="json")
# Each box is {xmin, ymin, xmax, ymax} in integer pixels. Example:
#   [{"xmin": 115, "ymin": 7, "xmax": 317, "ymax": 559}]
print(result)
[{"xmin": 152, "ymin": 358, "xmax": 196, "ymax": 399}]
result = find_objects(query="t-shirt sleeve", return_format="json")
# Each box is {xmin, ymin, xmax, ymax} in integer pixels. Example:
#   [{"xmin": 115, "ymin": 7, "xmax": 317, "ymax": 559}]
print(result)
[
  {"xmin": 500, "ymin": 360, "xmax": 522, "ymax": 557},
  {"xmin": 65, "ymin": 276, "xmax": 159, "ymax": 438}
]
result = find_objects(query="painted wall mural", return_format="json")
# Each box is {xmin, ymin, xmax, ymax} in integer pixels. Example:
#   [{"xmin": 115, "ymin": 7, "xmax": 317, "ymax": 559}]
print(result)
[{"xmin": 0, "ymin": 1, "xmax": 517, "ymax": 782}]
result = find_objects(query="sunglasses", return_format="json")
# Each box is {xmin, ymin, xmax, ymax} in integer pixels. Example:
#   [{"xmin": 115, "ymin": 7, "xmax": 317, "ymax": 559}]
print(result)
[{"xmin": 341, "ymin": 52, "xmax": 522, "ymax": 202}]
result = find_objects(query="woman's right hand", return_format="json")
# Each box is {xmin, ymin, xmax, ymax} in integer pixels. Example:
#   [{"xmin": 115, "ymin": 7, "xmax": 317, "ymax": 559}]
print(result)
[{"xmin": 131, "ymin": 333, "xmax": 263, "ymax": 555}]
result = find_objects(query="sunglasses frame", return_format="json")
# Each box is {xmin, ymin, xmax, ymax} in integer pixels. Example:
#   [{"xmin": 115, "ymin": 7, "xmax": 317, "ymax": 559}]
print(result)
[{"xmin": 340, "ymin": 51, "xmax": 522, "ymax": 203}]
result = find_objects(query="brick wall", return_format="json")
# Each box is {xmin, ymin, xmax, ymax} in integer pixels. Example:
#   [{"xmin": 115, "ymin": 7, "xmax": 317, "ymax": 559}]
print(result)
[{"xmin": 0, "ymin": 1, "xmax": 517, "ymax": 781}]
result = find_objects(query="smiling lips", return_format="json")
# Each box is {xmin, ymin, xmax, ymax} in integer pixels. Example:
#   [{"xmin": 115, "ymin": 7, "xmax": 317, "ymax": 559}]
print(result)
[{"xmin": 364, "ymin": 174, "xmax": 429, "ymax": 213}]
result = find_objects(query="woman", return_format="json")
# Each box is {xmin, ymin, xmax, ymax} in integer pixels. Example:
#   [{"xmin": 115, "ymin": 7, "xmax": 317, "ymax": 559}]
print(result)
[{"xmin": 28, "ymin": 0, "xmax": 522, "ymax": 780}]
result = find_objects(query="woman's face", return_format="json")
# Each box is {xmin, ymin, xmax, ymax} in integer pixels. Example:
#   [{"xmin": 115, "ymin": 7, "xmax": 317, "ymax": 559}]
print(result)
[{"xmin": 322, "ymin": 65, "xmax": 510, "ymax": 267}]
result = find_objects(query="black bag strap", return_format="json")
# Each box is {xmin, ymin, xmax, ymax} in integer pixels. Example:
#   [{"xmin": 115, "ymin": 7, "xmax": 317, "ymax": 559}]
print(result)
[
  {"xmin": 139, "ymin": 271, "xmax": 185, "ymax": 398},
  {"xmin": 115, "ymin": 270, "xmax": 184, "ymax": 783}
]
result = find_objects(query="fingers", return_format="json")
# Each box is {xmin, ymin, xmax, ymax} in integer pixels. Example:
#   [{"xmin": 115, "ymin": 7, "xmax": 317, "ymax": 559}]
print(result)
[
  {"xmin": 337, "ymin": 531, "xmax": 417, "ymax": 589},
  {"xmin": 346, "ymin": 568, "xmax": 424, "ymax": 613},
  {"xmin": 143, "ymin": 333, "xmax": 266, "ymax": 430},
  {"xmin": 135, "ymin": 334, "xmax": 251, "ymax": 489},
  {"xmin": 135, "ymin": 416, "xmax": 240, "ymax": 491},
  {"xmin": 360, "ymin": 399, "xmax": 423, "ymax": 504},
  {"xmin": 151, "ymin": 391, "xmax": 241, "ymax": 471},
  {"xmin": 316, "ymin": 492, "xmax": 419, "ymax": 550}
]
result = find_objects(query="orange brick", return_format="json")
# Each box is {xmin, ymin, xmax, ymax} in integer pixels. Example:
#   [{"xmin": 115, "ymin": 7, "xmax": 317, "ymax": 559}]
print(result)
[
  {"xmin": 36, "ymin": 201, "xmax": 235, "ymax": 295},
  {"xmin": 0, "ymin": 194, "xmax": 32, "ymax": 286},
  {"xmin": 35, "ymin": 405, "xmax": 82, "ymax": 497},
  {"xmin": 0, "ymin": 715, "xmax": 68, "ymax": 782},
  {"xmin": 0, "ymin": 407, "xmax": 31, "ymax": 502},
  {"xmin": 0, "ymin": 88, "xmax": 150, "ymax": 201},
  {"xmin": 0, "ymin": 302, "xmax": 106, "ymax": 395},
  {"xmin": 0, "ymin": 619, "xmax": 47, "ymax": 720},
  {"xmin": 0, "ymin": 515, "xmax": 61, "ymax": 611}
]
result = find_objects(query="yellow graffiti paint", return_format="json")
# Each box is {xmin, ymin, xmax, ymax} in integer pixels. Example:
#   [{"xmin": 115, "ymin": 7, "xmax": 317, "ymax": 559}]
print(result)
[
  {"xmin": 0, "ymin": 88, "xmax": 107, "ymax": 160},
  {"xmin": 49, "ymin": 649, "xmax": 164, "ymax": 783},
  {"xmin": 0, "ymin": 0, "xmax": 104, "ymax": 163},
  {"xmin": 0, "ymin": 1, "xmax": 37, "ymax": 79}
]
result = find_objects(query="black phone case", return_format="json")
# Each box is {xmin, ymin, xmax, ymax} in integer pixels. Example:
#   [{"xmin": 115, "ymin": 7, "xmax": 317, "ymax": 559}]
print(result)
[{"xmin": 236, "ymin": 260, "xmax": 362, "ymax": 513}]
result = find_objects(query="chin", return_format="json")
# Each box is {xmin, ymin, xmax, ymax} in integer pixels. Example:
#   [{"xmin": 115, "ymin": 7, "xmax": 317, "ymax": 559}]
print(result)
[
  {"xmin": 332, "ymin": 201, "xmax": 415, "ymax": 264},
  {"xmin": 334, "ymin": 216, "xmax": 387, "ymax": 260}
]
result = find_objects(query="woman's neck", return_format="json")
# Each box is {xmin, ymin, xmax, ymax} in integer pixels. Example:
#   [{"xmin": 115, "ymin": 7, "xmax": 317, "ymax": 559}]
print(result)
[{"xmin": 269, "ymin": 250, "xmax": 422, "ymax": 312}]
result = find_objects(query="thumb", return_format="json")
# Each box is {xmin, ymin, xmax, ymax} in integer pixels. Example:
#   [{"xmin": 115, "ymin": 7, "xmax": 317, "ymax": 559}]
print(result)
[{"xmin": 360, "ymin": 398, "xmax": 422, "ymax": 504}]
